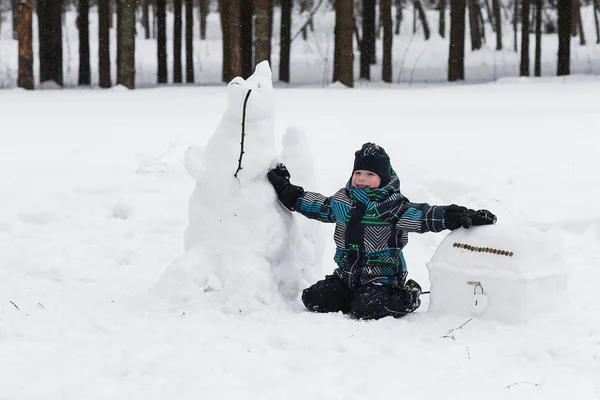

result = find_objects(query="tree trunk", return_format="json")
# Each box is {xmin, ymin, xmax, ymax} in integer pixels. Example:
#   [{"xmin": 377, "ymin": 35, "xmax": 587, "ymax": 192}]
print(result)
[
  {"xmin": 185, "ymin": 0, "xmax": 194, "ymax": 83},
  {"xmin": 594, "ymin": 0, "xmax": 600, "ymax": 44},
  {"xmin": 439, "ymin": 0, "xmax": 446, "ymax": 37},
  {"xmin": 38, "ymin": 0, "xmax": 63, "ymax": 86},
  {"xmin": 477, "ymin": 2, "xmax": 486, "ymax": 42},
  {"xmin": 142, "ymin": 0, "xmax": 150, "ymax": 39},
  {"xmin": 17, "ymin": 1, "xmax": 34, "ymax": 89},
  {"xmin": 98, "ymin": 0, "xmax": 111, "ymax": 87},
  {"xmin": 117, "ymin": 0, "xmax": 136, "ymax": 89},
  {"xmin": 157, "ymin": 0, "xmax": 167, "ymax": 83},
  {"xmin": 79, "ymin": 0, "xmax": 91, "ymax": 85},
  {"xmin": 199, "ymin": 0, "xmax": 209, "ymax": 40},
  {"xmin": 395, "ymin": 0, "xmax": 403, "ymax": 35},
  {"xmin": 575, "ymin": 0, "xmax": 585, "ymax": 45},
  {"xmin": 173, "ymin": 0, "xmax": 182, "ymax": 83},
  {"xmin": 557, "ymin": 0, "xmax": 571, "ymax": 75},
  {"xmin": 13, "ymin": 0, "xmax": 18, "ymax": 39},
  {"xmin": 492, "ymin": 0, "xmax": 502, "ymax": 49},
  {"xmin": 333, "ymin": 0, "xmax": 354, "ymax": 87},
  {"xmin": 483, "ymin": 0, "xmax": 494, "ymax": 30},
  {"xmin": 381, "ymin": 0, "xmax": 393, "ymax": 83},
  {"xmin": 449, "ymin": 0, "xmax": 467, "ymax": 81},
  {"xmin": 520, "ymin": 0, "xmax": 530, "ymax": 75},
  {"xmin": 220, "ymin": 0, "xmax": 243, "ymax": 82},
  {"xmin": 241, "ymin": 1, "xmax": 254, "ymax": 78},
  {"xmin": 279, "ymin": 0, "xmax": 292, "ymax": 82},
  {"xmin": 360, "ymin": 0, "xmax": 376, "ymax": 79},
  {"xmin": 534, "ymin": 0, "xmax": 542, "ymax": 76},
  {"xmin": 415, "ymin": 0, "xmax": 431, "ymax": 39},
  {"xmin": 513, "ymin": 0, "xmax": 518, "ymax": 51},
  {"xmin": 254, "ymin": 0, "xmax": 272, "ymax": 67},
  {"xmin": 300, "ymin": 0, "xmax": 313, "ymax": 40},
  {"xmin": 468, "ymin": 0, "xmax": 482, "ymax": 50}
]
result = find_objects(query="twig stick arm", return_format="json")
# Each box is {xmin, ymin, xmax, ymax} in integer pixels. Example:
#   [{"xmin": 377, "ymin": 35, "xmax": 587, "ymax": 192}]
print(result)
[{"xmin": 234, "ymin": 89, "xmax": 253, "ymax": 178}]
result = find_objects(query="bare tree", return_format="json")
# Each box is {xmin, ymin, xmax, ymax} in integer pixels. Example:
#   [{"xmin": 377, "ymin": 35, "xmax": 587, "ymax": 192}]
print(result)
[
  {"xmin": 117, "ymin": 0, "xmax": 136, "ymax": 89},
  {"xmin": 254, "ymin": 0, "xmax": 272, "ymax": 66},
  {"xmin": 534, "ymin": 0, "xmax": 542, "ymax": 76},
  {"xmin": 448, "ymin": 0, "xmax": 466, "ymax": 81},
  {"xmin": 79, "ymin": 0, "xmax": 91, "ymax": 85},
  {"xmin": 395, "ymin": 0, "xmax": 403, "ymax": 35},
  {"xmin": 572, "ymin": 0, "xmax": 585, "ymax": 45},
  {"xmin": 279, "ymin": 0, "xmax": 292, "ymax": 82},
  {"xmin": 414, "ymin": 0, "xmax": 430, "ymax": 39},
  {"xmin": 557, "ymin": 0, "xmax": 571, "ymax": 75},
  {"xmin": 220, "ymin": 0, "xmax": 243, "ymax": 81},
  {"xmin": 185, "ymin": 0, "xmax": 194, "ymax": 82},
  {"xmin": 439, "ymin": 0, "xmax": 446, "ymax": 37},
  {"xmin": 38, "ymin": 0, "xmax": 63, "ymax": 86},
  {"xmin": 142, "ymin": 0, "xmax": 150, "ymax": 39},
  {"xmin": 17, "ymin": 0, "xmax": 34, "ymax": 89},
  {"xmin": 157, "ymin": 0, "xmax": 167, "ymax": 83},
  {"xmin": 360, "ymin": 0, "xmax": 376, "ymax": 79},
  {"xmin": 199, "ymin": 0, "xmax": 209, "ymax": 40},
  {"xmin": 381, "ymin": 0, "xmax": 393, "ymax": 82},
  {"xmin": 520, "ymin": 0, "xmax": 530, "ymax": 76},
  {"xmin": 468, "ymin": 0, "xmax": 482, "ymax": 50},
  {"xmin": 333, "ymin": 0, "xmax": 354, "ymax": 86},
  {"xmin": 492, "ymin": 0, "xmax": 502, "ymax": 49},
  {"xmin": 173, "ymin": 0, "xmax": 182, "ymax": 83},
  {"xmin": 98, "ymin": 0, "xmax": 111, "ymax": 87},
  {"xmin": 300, "ymin": 0, "xmax": 314, "ymax": 40}
]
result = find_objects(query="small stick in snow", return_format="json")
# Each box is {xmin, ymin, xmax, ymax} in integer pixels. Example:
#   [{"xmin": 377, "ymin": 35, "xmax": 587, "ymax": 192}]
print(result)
[
  {"xmin": 234, "ymin": 89, "xmax": 253, "ymax": 178},
  {"xmin": 440, "ymin": 318, "xmax": 473, "ymax": 340},
  {"xmin": 9, "ymin": 301, "xmax": 20, "ymax": 310},
  {"xmin": 505, "ymin": 381, "xmax": 539, "ymax": 389}
]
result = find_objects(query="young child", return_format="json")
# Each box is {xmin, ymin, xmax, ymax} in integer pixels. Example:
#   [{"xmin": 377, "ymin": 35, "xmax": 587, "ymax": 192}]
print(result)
[{"xmin": 267, "ymin": 143, "xmax": 496, "ymax": 320}]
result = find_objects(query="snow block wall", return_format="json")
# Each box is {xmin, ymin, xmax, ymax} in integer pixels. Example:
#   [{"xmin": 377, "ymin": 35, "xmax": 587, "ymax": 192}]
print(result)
[
  {"xmin": 154, "ymin": 62, "xmax": 322, "ymax": 313},
  {"xmin": 427, "ymin": 225, "xmax": 570, "ymax": 324}
]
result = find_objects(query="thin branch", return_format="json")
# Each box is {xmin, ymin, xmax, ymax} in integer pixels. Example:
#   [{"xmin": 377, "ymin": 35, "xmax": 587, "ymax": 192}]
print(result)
[
  {"xmin": 234, "ymin": 89, "xmax": 252, "ymax": 178},
  {"xmin": 505, "ymin": 381, "xmax": 539, "ymax": 389},
  {"xmin": 9, "ymin": 301, "xmax": 20, "ymax": 310},
  {"xmin": 440, "ymin": 318, "xmax": 473, "ymax": 340},
  {"xmin": 291, "ymin": 0, "xmax": 326, "ymax": 42}
]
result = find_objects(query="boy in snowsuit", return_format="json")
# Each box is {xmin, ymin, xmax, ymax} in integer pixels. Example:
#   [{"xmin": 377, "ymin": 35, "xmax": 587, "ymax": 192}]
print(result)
[{"xmin": 267, "ymin": 143, "xmax": 496, "ymax": 320}]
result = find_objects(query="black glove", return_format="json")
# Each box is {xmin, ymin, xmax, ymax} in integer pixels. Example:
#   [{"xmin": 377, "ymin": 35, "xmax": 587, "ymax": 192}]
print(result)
[
  {"xmin": 444, "ymin": 204, "xmax": 497, "ymax": 230},
  {"xmin": 267, "ymin": 163, "xmax": 304, "ymax": 211}
]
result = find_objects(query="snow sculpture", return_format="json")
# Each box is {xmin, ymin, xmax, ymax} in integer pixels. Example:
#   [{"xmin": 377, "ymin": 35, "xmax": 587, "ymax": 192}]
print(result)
[
  {"xmin": 426, "ymin": 224, "xmax": 569, "ymax": 323},
  {"xmin": 155, "ymin": 61, "xmax": 322, "ymax": 313}
]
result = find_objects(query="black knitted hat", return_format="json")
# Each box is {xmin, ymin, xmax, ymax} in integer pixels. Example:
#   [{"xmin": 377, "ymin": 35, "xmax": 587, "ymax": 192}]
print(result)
[{"xmin": 352, "ymin": 142, "xmax": 391, "ymax": 186}]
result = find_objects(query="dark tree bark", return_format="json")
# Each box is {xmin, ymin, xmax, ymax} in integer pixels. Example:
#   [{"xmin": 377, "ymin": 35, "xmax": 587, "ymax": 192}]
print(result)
[
  {"xmin": 78, "ymin": 0, "xmax": 91, "ymax": 85},
  {"xmin": 279, "ymin": 0, "xmax": 292, "ymax": 82},
  {"xmin": 415, "ymin": 0, "xmax": 430, "ymax": 39},
  {"xmin": 254, "ymin": 0, "xmax": 272, "ymax": 67},
  {"xmin": 157, "ymin": 0, "xmax": 167, "ymax": 83},
  {"xmin": 594, "ymin": 0, "xmax": 600, "ymax": 44},
  {"xmin": 220, "ymin": 0, "xmax": 243, "ymax": 82},
  {"xmin": 557, "ymin": 0, "xmax": 571, "ymax": 75},
  {"xmin": 395, "ymin": 0, "xmax": 403, "ymax": 35},
  {"xmin": 117, "ymin": 0, "xmax": 136, "ymax": 89},
  {"xmin": 240, "ymin": 1, "xmax": 254, "ymax": 78},
  {"xmin": 381, "ymin": 0, "xmax": 393, "ymax": 82},
  {"xmin": 333, "ymin": 0, "xmax": 354, "ymax": 87},
  {"xmin": 142, "ymin": 0, "xmax": 150, "ymax": 39},
  {"xmin": 520, "ymin": 0, "xmax": 530, "ymax": 76},
  {"xmin": 439, "ymin": 0, "xmax": 446, "ymax": 37},
  {"xmin": 173, "ymin": 0, "xmax": 183, "ymax": 83},
  {"xmin": 573, "ymin": 0, "xmax": 585, "ymax": 45},
  {"xmin": 13, "ymin": 0, "xmax": 18, "ymax": 39},
  {"xmin": 360, "ymin": 0, "xmax": 376, "ymax": 79},
  {"xmin": 476, "ymin": 2, "xmax": 486, "ymax": 42},
  {"xmin": 483, "ymin": 0, "xmax": 494, "ymax": 29},
  {"xmin": 17, "ymin": 1, "xmax": 34, "ymax": 89},
  {"xmin": 199, "ymin": 0, "xmax": 209, "ymax": 40},
  {"xmin": 448, "ymin": 0, "xmax": 466, "ymax": 81},
  {"xmin": 300, "ymin": 0, "xmax": 314, "ymax": 40},
  {"xmin": 468, "ymin": 0, "xmax": 482, "ymax": 50},
  {"xmin": 513, "ymin": 0, "xmax": 518, "ymax": 51},
  {"xmin": 185, "ymin": 0, "xmax": 194, "ymax": 83},
  {"xmin": 534, "ymin": 0, "xmax": 542, "ymax": 76},
  {"xmin": 98, "ymin": 0, "xmax": 111, "ymax": 87},
  {"xmin": 38, "ymin": 0, "xmax": 63, "ymax": 86},
  {"xmin": 492, "ymin": 0, "xmax": 502, "ymax": 49}
]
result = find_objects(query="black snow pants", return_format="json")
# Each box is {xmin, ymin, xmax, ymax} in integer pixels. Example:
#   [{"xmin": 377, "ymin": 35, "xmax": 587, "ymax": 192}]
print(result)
[{"xmin": 301, "ymin": 274, "xmax": 421, "ymax": 320}]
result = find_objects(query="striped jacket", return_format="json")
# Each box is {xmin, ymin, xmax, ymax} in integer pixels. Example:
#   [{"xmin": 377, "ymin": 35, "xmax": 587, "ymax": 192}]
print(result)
[{"xmin": 294, "ymin": 173, "xmax": 447, "ymax": 290}]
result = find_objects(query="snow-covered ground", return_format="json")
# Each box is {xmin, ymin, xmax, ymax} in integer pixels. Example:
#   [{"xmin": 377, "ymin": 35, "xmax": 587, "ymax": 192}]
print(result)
[{"xmin": 1, "ymin": 75, "xmax": 600, "ymax": 398}]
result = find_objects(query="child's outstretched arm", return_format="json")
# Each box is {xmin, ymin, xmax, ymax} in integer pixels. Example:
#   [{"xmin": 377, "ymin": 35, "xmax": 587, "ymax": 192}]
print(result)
[
  {"xmin": 267, "ymin": 163, "xmax": 336, "ymax": 223},
  {"xmin": 396, "ymin": 202, "xmax": 496, "ymax": 234}
]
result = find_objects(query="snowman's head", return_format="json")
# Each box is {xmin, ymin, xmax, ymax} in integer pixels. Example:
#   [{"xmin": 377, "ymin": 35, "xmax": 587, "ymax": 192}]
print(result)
[{"xmin": 225, "ymin": 61, "xmax": 274, "ymax": 123}]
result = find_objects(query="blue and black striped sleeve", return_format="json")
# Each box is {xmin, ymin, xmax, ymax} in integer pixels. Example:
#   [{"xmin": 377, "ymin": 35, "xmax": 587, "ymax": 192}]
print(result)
[
  {"xmin": 294, "ymin": 191, "xmax": 337, "ymax": 223},
  {"xmin": 396, "ymin": 203, "xmax": 446, "ymax": 233}
]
